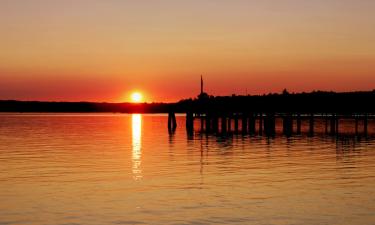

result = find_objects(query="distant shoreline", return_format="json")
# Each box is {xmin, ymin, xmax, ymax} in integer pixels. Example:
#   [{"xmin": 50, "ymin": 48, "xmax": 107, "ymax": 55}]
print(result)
[{"xmin": 1, "ymin": 90, "xmax": 375, "ymax": 113}]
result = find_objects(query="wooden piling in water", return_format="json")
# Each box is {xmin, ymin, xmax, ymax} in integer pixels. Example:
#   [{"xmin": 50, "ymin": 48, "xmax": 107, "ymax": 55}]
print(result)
[
  {"xmin": 212, "ymin": 115, "xmax": 219, "ymax": 133},
  {"xmin": 325, "ymin": 114, "xmax": 328, "ymax": 134},
  {"xmin": 205, "ymin": 114, "xmax": 211, "ymax": 133},
  {"xmin": 248, "ymin": 113, "xmax": 256, "ymax": 134},
  {"xmin": 296, "ymin": 113, "xmax": 301, "ymax": 134},
  {"xmin": 364, "ymin": 114, "xmax": 368, "ymax": 136},
  {"xmin": 186, "ymin": 112, "xmax": 194, "ymax": 132},
  {"xmin": 259, "ymin": 113, "xmax": 263, "ymax": 135},
  {"xmin": 283, "ymin": 114, "xmax": 293, "ymax": 136},
  {"xmin": 330, "ymin": 114, "xmax": 336, "ymax": 135},
  {"xmin": 242, "ymin": 114, "xmax": 248, "ymax": 134},
  {"xmin": 200, "ymin": 115, "xmax": 204, "ymax": 131},
  {"xmin": 221, "ymin": 116, "xmax": 227, "ymax": 134},
  {"xmin": 264, "ymin": 113, "xmax": 276, "ymax": 136},
  {"xmin": 234, "ymin": 114, "xmax": 239, "ymax": 133},
  {"xmin": 355, "ymin": 115, "xmax": 359, "ymax": 135},
  {"xmin": 227, "ymin": 117, "xmax": 232, "ymax": 132},
  {"xmin": 309, "ymin": 114, "xmax": 314, "ymax": 136},
  {"xmin": 168, "ymin": 112, "xmax": 177, "ymax": 133}
]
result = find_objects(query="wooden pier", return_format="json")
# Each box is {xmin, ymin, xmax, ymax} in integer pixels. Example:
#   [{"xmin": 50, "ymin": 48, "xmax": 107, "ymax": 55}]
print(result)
[
  {"xmin": 168, "ymin": 112, "xmax": 373, "ymax": 137},
  {"xmin": 167, "ymin": 77, "xmax": 375, "ymax": 136}
]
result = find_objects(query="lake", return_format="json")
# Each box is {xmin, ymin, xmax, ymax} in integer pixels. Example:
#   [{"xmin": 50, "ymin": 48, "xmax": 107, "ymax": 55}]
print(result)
[{"xmin": 0, "ymin": 114, "xmax": 374, "ymax": 225}]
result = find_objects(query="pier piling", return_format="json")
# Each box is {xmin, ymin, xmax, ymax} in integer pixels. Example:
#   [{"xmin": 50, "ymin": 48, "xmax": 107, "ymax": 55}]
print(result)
[
  {"xmin": 205, "ymin": 114, "xmax": 211, "ymax": 133},
  {"xmin": 355, "ymin": 115, "xmax": 359, "ymax": 135},
  {"xmin": 283, "ymin": 114, "xmax": 293, "ymax": 136},
  {"xmin": 330, "ymin": 114, "xmax": 336, "ymax": 135},
  {"xmin": 296, "ymin": 113, "xmax": 302, "ymax": 134},
  {"xmin": 309, "ymin": 114, "xmax": 314, "ymax": 136},
  {"xmin": 248, "ymin": 113, "xmax": 256, "ymax": 134},
  {"xmin": 186, "ymin": 112, "xmax": 194, "ymax": 132},
  {"xmin": 364, "ymin": 114, "xmax": 368, "ymax": 136},
  {"xmin": 234, "ymin": 114, "xmax": 239, "ymax": 134},
  {"xmin": 242, "ymin": 114, "xmax": 248, "ymax": 134},
  {"xmin": 168, "ymin": 112, "xmax": 177, "ymax": 133},
  {"xmin": 221, "ymin": 116, "xmax": 227, "ymax": 134},
  {"xmin": 265, "ymin": 113, "xmax": 276, "ymax": 136},
  {"xmin": 259, "ymin": 113, "xmax": 263, "ymax": 135}
]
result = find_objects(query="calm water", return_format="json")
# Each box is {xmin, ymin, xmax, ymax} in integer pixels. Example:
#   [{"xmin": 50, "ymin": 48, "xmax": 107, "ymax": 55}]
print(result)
[{"xmin": 0, "ymin": 114, "xmax": 375, "ymax": 225}]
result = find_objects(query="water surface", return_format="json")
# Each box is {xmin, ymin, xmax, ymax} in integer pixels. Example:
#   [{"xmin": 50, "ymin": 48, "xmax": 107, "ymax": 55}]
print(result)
[{"xmin": 0, "ymin": 114, "xmax": 374, "ymax": 225}]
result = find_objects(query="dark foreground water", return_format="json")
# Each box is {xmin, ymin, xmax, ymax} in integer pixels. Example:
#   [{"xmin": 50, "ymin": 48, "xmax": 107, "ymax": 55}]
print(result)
[{"xmin": 0, "ymin": 114, "xmax": 374, "ymax": 225}]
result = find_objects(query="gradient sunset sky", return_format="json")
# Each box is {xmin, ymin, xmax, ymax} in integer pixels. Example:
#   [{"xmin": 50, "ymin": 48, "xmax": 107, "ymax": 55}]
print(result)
[{"xmin": 1, "ymin": 0, "xmax": 374, "ymax": 102}]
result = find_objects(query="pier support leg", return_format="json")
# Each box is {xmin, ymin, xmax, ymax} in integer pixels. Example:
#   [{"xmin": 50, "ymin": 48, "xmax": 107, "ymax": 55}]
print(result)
[
  {"xmin": 309, "ymin": 114, "xmax": 314, "ymax": 136},
  {"xmin": 364, "ymin": 114, "xmax": 368, "ymax": 136},
  {"xmin": 355, "ymin": 115, "xmax": 359, "ymax": 136},
  {"xmin": 168, "ymin": 112, "xmax": 177, "ymax": 133},
  {"xmin": 186, "ymin": 112, "xmax": 194, "ymax": 134},
  {"xmin": 227, "ymin": 117, "xmax": 232, "ymax": 132},
  {"xmin": 234, "ymin": 114, "xmax": 239, "ymax": 134},
  {"xmin": 242, "ymin": 114, "xmax": 248, "ymax": 134},
  {"xmin": 259, "ymin": 113, "xmax": 263, "ymax": 135},
  {"xmin": 330, "ymin": 114, "xmax": 336, "ymax": 136},
  {"xmin": 265, "ymin": 113, "xmax": 276, "ymax": 136},
  {"xmin": 325, "ymin": 114, "xmax": 328, "ymax": 134},
  {"xmin": 200, "ymin": 115, "xmax": 204, "ymax": 131},
  {"xmin": 283, "ymin": 114, "xmax": 293, "ymax": 136},
  {"xmin": 296, "ymin": 113, "xmax": 301, "ymax": 135},
  {"xmin": 212, "ymin": 115, "xmax": 219, "ymax": 133},
  {"xmin": 248, "ymin": 113, "xmax": 256, "ymax": 135},
  {"xmin": 221, "ymin": 116, "xmax": 227, "ymax": 134},
  {"xmin": 205, "ymin": 114, "xmax": 211, "ymax": 133}
]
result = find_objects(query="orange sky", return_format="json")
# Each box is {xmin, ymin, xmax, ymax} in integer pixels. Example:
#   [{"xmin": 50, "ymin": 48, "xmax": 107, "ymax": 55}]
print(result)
[{"xmin": 1, "ymin": 0, "xmax": 374, "ymax": 102}]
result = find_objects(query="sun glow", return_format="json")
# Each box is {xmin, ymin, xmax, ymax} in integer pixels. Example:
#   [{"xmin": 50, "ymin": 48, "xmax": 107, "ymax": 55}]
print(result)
[{"xmin": 131, "ymin": 92, "xmax": 143, "ymax": 103}]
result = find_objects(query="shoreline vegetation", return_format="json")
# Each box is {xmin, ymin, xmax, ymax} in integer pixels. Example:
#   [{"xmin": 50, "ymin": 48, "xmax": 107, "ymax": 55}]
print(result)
[{"xmin": 1, "ymin": 90, "xmax": 375, "ymax": 114}]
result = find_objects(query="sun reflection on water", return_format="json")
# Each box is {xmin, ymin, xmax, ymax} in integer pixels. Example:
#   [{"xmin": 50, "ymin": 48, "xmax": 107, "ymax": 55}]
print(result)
[{"xmin": 132, "ymin": 114, "xmax": 142, "ymax": 180}]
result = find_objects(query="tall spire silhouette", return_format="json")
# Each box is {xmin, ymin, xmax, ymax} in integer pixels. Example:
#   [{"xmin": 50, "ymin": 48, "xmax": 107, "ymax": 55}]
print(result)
[
  {"xmin": 201, "ymin": 75, "xmax": 203, "ymax": 95},
  {"xmin": 198, "ymin": 75, "xmax": 208, "ymax": 100}
]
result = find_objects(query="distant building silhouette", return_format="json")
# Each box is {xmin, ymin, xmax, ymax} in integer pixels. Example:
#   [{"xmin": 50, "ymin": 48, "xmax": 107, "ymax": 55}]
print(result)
[
  {"xmin": 201, "ymin": 75, "xmax": 203, "ymax": 95},
  {"xmin": 198, "ymin": 75, "xmax": 209, "ymax": 100}
]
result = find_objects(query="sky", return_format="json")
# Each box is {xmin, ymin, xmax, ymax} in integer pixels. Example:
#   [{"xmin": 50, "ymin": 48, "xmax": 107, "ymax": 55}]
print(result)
[{"xmin": 0, "ymin": 0, "xmax": 374, "ymax": 102}]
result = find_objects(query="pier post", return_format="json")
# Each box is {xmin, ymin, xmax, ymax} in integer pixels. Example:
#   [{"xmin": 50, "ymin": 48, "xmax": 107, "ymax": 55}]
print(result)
[
  {"xmin": 364, "ymin": 114, "xmax": 368, "ymax": 136},
  {"xmin": 309, "ymin": 114, "xmax": 314, "ymax": 136},
  {"xmin": 296, "ymin": 113, "xmax": 301, "ymax": 134},
  {"xmin": 234, "ymin": 114, "xmax": 239, "ymax": 134},
  {"xmin": 265, "ymin": 113, "xmax": 275, "ymax": 136},
  {"xmin": 212, "ymin": 115, "xmax": 219, "ymax": 133},
  {"xmin": 330, "ymin": 114, "xmax": 336, "ymax": 135},
  {"xmin": 283, "ymin": 113, "xmax": 293, "ymax": 136},
  {"xmin": 205, "ymin": 114, "xmax": 211, "ymax": 133},
  {"xmin": 168, "ymin": 112, "xmax": 177, "ymax": 133},
  {"xmin": 355, "ymin": 115, "xmax": 359, "ymax": 136},
  {"xmin": 227, "ymin": 117, "xmax": 232, "ymax": 132},
  {"xmin": 242, "ymin": 113, "xmax": 248, "ymax": 134},
  {"xmin": 186, "ymin": 112, "xmax": 194, "ymax": 132},
  {"xmin": 248, "ymin": 113, "xmax": 256, "ymax": 134},
  {"xmin": 259, "ymin": 113, "xmax": 263, "ymax": 135},
  {"xmin": 335, "ymin": 115, "xmax": 339, "ymax": 135},
  {"xmin": 221, "ymin": 116, "xmax": 227, "ymax": 134},
  {"xmin": 325, "ymin": 114, "xmax": 328, "ymax": 134},
  {"xmin": 200, "ymin": 115, "xmax": 204, "ymax": 131}
]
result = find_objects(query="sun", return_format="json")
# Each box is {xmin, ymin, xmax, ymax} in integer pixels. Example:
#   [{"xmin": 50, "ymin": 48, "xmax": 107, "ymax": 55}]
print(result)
[{"xmin": 131, "ymin": 92, "xmax": 143, "ymax": 103}]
